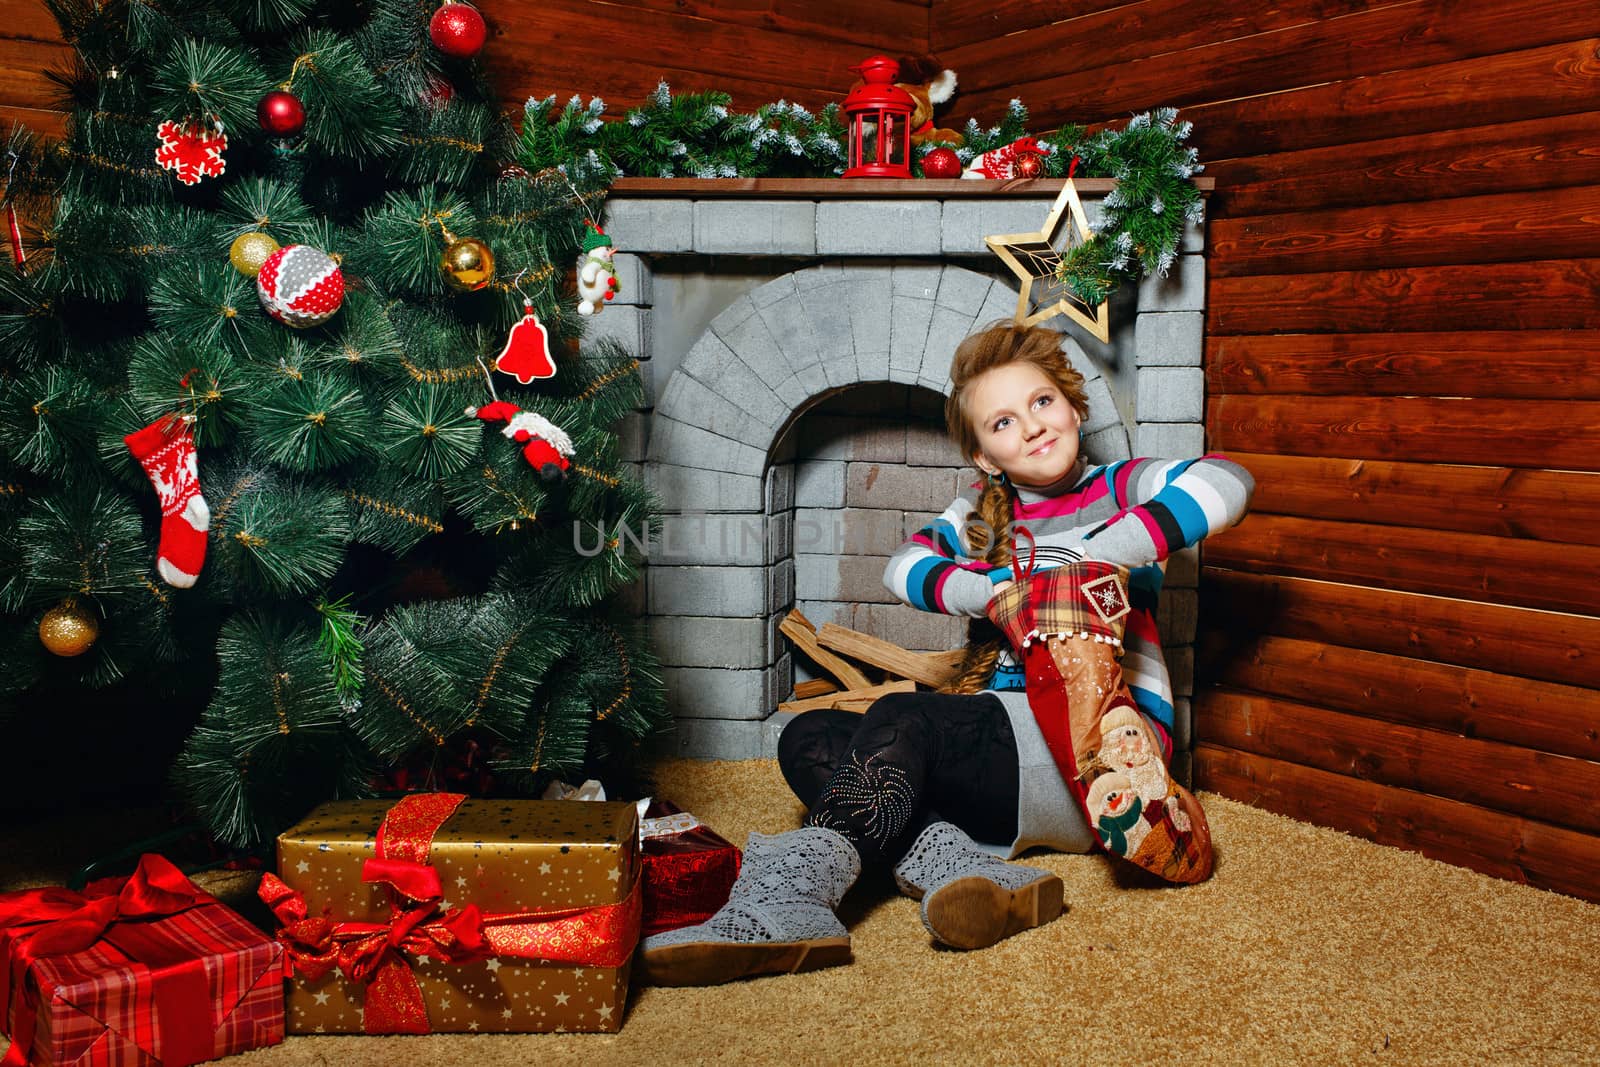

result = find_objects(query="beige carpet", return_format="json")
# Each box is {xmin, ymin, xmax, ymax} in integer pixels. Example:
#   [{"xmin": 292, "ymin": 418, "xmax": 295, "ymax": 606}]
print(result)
[{"xmin": 6, "ymin": 759, "xmax": 1600, "ymax": 1065}]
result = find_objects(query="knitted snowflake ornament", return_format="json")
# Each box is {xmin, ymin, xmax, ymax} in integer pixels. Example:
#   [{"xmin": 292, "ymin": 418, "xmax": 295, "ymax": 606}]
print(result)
[{"xmin": 154, "ymin": 119, "xmax": 227, "ymax": 185}]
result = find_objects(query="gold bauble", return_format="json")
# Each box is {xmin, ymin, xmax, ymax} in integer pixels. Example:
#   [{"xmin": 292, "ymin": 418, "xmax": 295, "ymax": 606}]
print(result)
[
  {"xmin": 39, "ymin": 598, "xmax": 99, "ymax": 657},
  {"xmin": 230, "ymin": 231, "xmax": 281, "ymax": 277},
  {"xmin": 440, "ymin": 236, "xmax": 495, "ymax": 291}
]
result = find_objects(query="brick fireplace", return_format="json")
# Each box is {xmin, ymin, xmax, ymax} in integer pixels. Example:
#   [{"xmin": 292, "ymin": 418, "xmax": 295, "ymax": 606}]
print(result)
[{"xmin": 590, "ymin": 180, "xmax": 1209, "ymax": 779}]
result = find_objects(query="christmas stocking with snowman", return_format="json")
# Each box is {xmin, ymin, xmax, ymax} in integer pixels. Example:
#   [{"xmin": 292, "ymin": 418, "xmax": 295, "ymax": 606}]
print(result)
[{"xmin": 985, "ymin": 530, "xmax": 1213, "ymax": 884}]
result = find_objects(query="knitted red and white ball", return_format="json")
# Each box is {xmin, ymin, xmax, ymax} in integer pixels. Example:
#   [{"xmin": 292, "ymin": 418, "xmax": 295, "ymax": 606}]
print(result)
[{"xmin": 256, "ymin": 244, "xmax": 344, "ymax": 328}]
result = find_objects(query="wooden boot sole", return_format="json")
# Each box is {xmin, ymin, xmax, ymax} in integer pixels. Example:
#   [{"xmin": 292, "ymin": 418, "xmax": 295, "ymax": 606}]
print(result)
[
  {"xmin": 922, "ymin": 874, "xmax": 1066, "ymax": 951},
  {"xmin": 638, "ymin": 937, "xmax": 853, "ymax": 986}
]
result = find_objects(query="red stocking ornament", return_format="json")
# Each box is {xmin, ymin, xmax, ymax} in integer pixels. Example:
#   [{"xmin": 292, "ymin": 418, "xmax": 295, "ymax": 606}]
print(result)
[
  {"xmin": 494, "ymin": 302, "xmax": 555, "ymax": 383},
  {"xmin": 124, "ymin": 414, "xmax": 210, "ymax": 588},
  {"xmin": 467, "ymin": 400, "xmax": 574, "ymax": 481}
]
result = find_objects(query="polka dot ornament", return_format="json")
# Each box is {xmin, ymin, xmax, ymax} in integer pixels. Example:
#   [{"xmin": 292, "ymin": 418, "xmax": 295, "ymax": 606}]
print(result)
[{"xmin": 257, "ymin": 244, "xmax": 345, "ymax": 328}]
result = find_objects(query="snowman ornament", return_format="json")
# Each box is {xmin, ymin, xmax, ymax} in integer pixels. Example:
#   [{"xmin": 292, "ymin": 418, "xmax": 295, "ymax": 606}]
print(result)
[{"xmin": 576, "ymin": 222, "xmax": 620, "ymax": 316}]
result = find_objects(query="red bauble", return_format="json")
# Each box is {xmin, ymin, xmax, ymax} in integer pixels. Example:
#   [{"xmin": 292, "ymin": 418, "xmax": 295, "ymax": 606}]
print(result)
[
  {"xmin": 921, "ymin": 147, "xmax": 961, "ymax": 179},
  {"xmin": 429, "ymin": 3, "xmax": 488, "ymax": 58},
  {"xmin": 420, "ymin": 73, "xmax": 455, "ymax": 109},
  {"xmin": 1014, "ymin": 151, "xmax": 1044, "ymax": 178},
  {"xmin": 256, "ymin": 90, "xmax": 306, "ymax": 137}
]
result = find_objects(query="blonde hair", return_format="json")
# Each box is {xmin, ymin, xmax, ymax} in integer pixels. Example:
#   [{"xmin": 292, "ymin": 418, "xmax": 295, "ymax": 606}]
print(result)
[{"xmin": 938, "ymin": 321, "xmax": 1091, "ymax": 696}]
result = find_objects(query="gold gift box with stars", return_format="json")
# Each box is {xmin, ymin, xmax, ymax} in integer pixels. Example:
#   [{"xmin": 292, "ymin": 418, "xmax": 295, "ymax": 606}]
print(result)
[{"xmin": 275, "ymin": 798, "xmax": 640, "ymax": 1034}]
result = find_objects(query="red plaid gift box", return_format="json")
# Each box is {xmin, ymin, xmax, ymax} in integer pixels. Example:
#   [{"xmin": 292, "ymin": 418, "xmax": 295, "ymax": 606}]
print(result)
[
  {"xmin": 640, "ymin": 800, "xmax": 741, "ymax": 937},
  {"xmin": 0, "ymin": 855, "xmax": 284, "ymax": 1067}
]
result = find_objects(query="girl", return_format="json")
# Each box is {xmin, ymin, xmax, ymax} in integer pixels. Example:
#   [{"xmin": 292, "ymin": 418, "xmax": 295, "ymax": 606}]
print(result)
[{"xmin": 640, "ymin": 321, "xmax": 1253, "ymax": 986}]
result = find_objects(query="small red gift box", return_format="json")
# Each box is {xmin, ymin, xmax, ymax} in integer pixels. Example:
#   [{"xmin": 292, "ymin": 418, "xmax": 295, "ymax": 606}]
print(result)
[
  {"xmin": 0, "ymin": 854, "xmax": 284, "ymax": 1067},
  {"xmin": 640, "ymin": 800, "xmax": 741, "ymax": 937}
]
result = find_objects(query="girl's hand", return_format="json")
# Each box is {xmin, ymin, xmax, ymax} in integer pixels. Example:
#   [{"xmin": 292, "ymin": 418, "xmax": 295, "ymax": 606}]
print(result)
[{"xmin": 992, "ymin": 579, "xmax": 1015, "ymax": 596}]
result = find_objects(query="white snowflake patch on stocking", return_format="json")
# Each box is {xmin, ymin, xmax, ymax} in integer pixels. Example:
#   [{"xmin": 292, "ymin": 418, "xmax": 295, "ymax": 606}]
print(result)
[{"xmin": 155, "ymin": 119, "xmax": 228, "ymax": 185}]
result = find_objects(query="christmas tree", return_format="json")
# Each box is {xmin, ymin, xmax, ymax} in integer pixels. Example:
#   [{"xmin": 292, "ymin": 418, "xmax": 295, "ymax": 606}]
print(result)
[{"xmin": 0, "ymin": 0, "xmax": 666, "ymax": 848}]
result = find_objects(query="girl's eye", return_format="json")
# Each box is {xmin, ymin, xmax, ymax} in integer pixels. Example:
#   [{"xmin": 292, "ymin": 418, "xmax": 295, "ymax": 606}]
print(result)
[
  {"xmin": 1034, "ymin": 394, "xmax": 1053, "ymax": 409},
  {"xmin": 993, "ymin": 416, "xmax": 1011, "ymax": 431}
]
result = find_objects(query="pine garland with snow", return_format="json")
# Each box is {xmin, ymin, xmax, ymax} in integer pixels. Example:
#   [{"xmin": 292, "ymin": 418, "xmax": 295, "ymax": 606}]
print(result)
[
  {"xmin": 520, "ymin": 83, "xmax": 846, "ymax": 181},
  {"xmin": 520, "ymin": 84, "xmax": 1203, "ymax": 307}
]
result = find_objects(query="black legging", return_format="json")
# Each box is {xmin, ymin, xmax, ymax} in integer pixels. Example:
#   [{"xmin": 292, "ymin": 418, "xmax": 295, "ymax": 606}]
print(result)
[{"xmin": 777, "ymin": 691, "xmax": 1021, "ymax": 867}]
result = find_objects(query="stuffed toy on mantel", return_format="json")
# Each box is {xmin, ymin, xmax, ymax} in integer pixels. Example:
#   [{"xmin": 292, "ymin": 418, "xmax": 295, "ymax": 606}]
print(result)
[{"xmin": 898, "ymin": 59, "xmax": 964, "ymax": 147}]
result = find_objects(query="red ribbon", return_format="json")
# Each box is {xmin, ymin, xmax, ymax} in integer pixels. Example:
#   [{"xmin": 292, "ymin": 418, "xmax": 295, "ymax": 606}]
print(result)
[
  {"xmin": 0, "ymin": 854, "xmax": 217, "ymax": 1067},
  {"xmin": 259, "ymin": 792, "xmax": 641, "ymax": 1036}
]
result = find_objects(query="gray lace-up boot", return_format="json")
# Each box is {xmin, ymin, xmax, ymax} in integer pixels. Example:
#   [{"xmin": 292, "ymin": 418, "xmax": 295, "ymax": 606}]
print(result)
[
  {"xmin": 637, "ymin": 825, "xmax": 861, "ymax": 986},
  {"xmin": 892, "ymin": 821, "xmax": 1065, "ymax": 950}
]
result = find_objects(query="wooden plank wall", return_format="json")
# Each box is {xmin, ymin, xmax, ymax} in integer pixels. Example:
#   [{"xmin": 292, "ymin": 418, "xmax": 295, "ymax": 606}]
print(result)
[
  {"xmin": 0, "ymin": 0, "xmax": 930, "ymax": 138},
  {"xmin": 938, "ymin": 0, "xmax": 1600, "ymax": 901}
]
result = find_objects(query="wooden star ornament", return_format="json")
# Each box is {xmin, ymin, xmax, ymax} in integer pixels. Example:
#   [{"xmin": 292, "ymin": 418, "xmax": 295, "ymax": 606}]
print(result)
[{"xmin": 984, "ymin": 178, "xmax": 1110, "ymax": 343}]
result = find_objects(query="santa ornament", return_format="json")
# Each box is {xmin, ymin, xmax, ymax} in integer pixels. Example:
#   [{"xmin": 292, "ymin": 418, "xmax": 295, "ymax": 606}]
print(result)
[
  {"xmin": 962, "ymin": 136, "xmax": 1050, "ymax": 180},
  {"xmin": 576, "ymin": 222, "xmax": 619, "ymax": 316},
  {"xmin": 154, "ymin": 118, "xmax": 228, "ymax": 185},
  {"xmin": 256, "ymin": 243, "xmax": 345, "ymax": 328},
  {"xmin": 494, "ymin": 301, "xmax": 556, "ymax": 383},
  {"xmin": 467, "ymin": 400, "xmax": 574, "ymax": 481}
]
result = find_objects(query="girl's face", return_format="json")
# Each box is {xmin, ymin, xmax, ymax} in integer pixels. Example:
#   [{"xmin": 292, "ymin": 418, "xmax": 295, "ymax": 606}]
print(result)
[{"xmin": 966, "ymin": 362, "xmax": 1081, "ymax": 488}]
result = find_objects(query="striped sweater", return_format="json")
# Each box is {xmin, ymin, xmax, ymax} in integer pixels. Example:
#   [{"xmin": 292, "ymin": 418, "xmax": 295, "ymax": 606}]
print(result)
[{"xmin": 883, "ymin": 455, "xmax": 1255, "ymax": 732}]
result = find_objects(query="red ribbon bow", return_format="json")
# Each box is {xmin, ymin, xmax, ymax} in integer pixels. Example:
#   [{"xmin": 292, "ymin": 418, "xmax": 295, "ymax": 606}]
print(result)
[
  {"xmin": 258, "ymin": 792, "xmax": 641, "ymax": 1036},
  {"xmin": 259, "ymin": 857, "xmax": 490, "ymax": 1035},
  {"xmin": 0, "ymin": 854, "xmax": 215, "ymax": 1067}
]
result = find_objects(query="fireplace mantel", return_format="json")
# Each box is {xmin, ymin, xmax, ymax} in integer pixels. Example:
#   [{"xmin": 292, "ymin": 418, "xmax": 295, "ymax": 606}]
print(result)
[{"xmin": 609, "ymin": 177, "xmax": 1214, "ymax": 198}]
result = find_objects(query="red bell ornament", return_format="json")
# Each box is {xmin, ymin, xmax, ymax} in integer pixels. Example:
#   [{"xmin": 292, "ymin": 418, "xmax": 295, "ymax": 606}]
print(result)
[{"xmin": 842, "ymin": 56, "xmax": 915, "ymax": 179}]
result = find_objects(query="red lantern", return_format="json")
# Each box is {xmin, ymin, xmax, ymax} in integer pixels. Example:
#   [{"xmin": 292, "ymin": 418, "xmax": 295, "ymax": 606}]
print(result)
[{"xmin": 842, "ymin": 56, "xmax": 915, "ymax": 179}]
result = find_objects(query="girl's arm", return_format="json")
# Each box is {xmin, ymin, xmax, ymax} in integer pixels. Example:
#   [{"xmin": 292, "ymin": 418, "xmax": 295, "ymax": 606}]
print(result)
[
  {"xmin": 1077, "ymin": 454, "xmax": 1254, "ymax": 568},
  {"xmin": 882, "ymin": 490, "xmax": 1009, "ymax": 617}
]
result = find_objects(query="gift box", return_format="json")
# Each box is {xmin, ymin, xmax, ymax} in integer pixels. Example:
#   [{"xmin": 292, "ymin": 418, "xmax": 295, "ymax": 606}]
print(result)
[
  {"xmin": 0, "ymin": 854, "xmax": 284, "ymax": 1067},
  {"xmin": 640, "ymin": 800, "xmax": 741, "ymax": 937},
  {"xmin": 262, "ymin": 793, "xmax": 640, "ymax": 1035}
]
